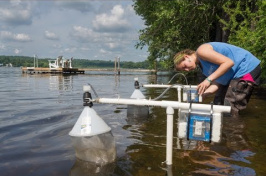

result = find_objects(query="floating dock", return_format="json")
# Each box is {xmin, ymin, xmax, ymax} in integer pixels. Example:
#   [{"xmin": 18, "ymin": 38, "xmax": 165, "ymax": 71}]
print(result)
[
  {"xmin": 21, "ymin": 56, "xmax": 84, "ymax": 74},
  {"xmin": 21, "ymin": 55, "xmax": 156, "ymax": 75},
  {"xmin": 21, "ymin": 67, "xmax": 84, "ymax": 74}
]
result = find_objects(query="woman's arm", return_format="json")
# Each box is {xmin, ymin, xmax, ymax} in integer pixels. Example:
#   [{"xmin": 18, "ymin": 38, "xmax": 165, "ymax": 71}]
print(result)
[
  {"xmin": 201, "ymin": 83, "xmax": 219, "ymax": 99},
  {"xmin": 196, "ymin": 44, "xmax": 234, "ymax": 94}
]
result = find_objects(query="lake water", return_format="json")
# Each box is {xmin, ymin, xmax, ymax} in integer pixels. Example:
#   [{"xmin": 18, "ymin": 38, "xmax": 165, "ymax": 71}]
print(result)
[{"xmin": 0, "ymin": 67, "xmax": 265, "ymax": 176}]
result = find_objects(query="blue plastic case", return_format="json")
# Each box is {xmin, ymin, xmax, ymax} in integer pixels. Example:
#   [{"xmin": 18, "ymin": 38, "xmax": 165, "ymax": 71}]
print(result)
[{"xmin": 188, "ymin": 114, "xmax": 211, "ymax": 141}]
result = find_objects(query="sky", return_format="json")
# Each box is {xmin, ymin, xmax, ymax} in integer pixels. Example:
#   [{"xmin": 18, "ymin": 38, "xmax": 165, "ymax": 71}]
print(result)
[{"xmin": 0, "ymin": 0, "xmax": 148, "ymax": 62}]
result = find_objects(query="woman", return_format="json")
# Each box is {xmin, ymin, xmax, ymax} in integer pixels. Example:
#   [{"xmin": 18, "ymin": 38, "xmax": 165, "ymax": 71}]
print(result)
[{"xmin": 174, "ymin": 42, "xmax": 261, "ymax": 117}]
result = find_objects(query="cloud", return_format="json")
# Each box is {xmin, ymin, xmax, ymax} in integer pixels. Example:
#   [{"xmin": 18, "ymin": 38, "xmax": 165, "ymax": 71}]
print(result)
[
  {"xmin": 44, "ymin": 31, "xmax": 59, "ymax": 40},
  {"xmin": 106, "ymin": 42, "xmax": 122, "ymax": 51},
  {"xmin": 14, "ymin": 48, "xmax": 21, "ymax": 54},
  {"xmin": 0, "ymin": 43, "xmax": 5, "ymax": 50},
  {"xmin": 100, "ymin": 48, "xmax": 107, "ymax": 54},
  {"xmin": 55, "ymin": 1, "xmax": 94, "ymax": 13},
  {"xmin": 0, "ymin": 1, "xmax": 33, "ymax": 26},
  {"xmin": 0, "ymin": 1, "xmax": 148, "ymax": 62},
  {"xmin": 64, "ymin": 47, "xmax": 77, "ymax": 53},
  {"xmin": 53, "ymin": 44, "xmax": 62, "ymax": 49},
  {"xmin": 0, "ymin": 31, "xmax": 31, "ymax": 42},
  {"xmin": 92, "ymin": 5, "xmax": 131, "ymax": 33},
  {"xmin": 80, "ymin": 47, "xmax": 90, "ymax": 51},
  {"xmin": 108, "ymin": 43, "xmax": 118, "ymax": 49},
  {"xmin": 70, "ymin": 26, "xmax": 98, "ymax": 43}
]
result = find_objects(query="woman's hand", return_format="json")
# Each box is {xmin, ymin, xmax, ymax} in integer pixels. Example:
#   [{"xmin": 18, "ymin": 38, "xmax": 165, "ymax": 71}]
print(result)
[
  {"xmin": 197, "ymin": 79, "xmax": 211, "ymax": 95},
  {"xmin": 198, "ymin": 82, "xmax": 219, "ymax": 96}
]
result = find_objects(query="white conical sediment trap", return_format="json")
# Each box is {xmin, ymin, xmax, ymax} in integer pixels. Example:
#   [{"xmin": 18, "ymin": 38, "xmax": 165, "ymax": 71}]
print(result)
[
  {"xmin": 69, "ymin": 106, "xmax": 116, "ymax": 164},
  {"xmin": 127, "ymin": 78, "xmax": 149, "ymax": 119},
  {"xmin": 69, "ymin": 106, "xmax": 111, "ymax": 137},
  {"xmin": 130, "ymin": 89, "xmax": 146, "ymax": 99}
]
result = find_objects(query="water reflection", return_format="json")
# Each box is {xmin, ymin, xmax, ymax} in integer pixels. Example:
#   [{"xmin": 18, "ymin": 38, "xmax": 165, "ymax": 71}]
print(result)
[
  {"xmin": 173, "ymin": 115, "xmax": 256, "ymax": 175},
  {"xmin": 187, "ymin": 149, "xmax": 256, "ymax": 175},
  {"xmin": 49, "ymin": 75, "xmax": 73, "ymax": 91},
  {"xmin": 177, "ymin": 138, "xmax": 198, "ymax": 150},
  {"xmin": 70, "ymin": 159, "xmax": 116, "ymax": 176},
  {"xmin": 114, "ymin": 74, "xmax": 120, "ymax": 88},
  {"xmin": 223, "ymin": 117, "xmax": 250, "ymax": 151},
  {"xmin": 160, "ymin": 165, "xmax": 173, "ymax": 176},
  {"xmin": 21, "ymin": 73, "xmax": 74, "ymax": 91}
]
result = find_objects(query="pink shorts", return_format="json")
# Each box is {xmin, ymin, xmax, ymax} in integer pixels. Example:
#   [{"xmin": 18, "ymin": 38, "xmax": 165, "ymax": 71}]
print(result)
[{"xmin": 240, "ymin": 73, "xmax": 255, "ymax": 83}]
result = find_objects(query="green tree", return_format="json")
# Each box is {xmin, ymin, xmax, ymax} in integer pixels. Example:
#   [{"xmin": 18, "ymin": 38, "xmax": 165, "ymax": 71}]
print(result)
[
  {"xmin": 220, "ymin": 0, "xmax": 266, "ymax": 77},
  {"xmin": 133, "ymin": 0, "xmax": 265, "ymax": 79},
  {"xmin": 133, "ymin": 0, "xmax": 226, "ymax": 70}
]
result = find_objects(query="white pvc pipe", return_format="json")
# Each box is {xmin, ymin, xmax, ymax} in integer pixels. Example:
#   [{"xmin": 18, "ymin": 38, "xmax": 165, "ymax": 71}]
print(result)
[
  {"xmin": 177, "ymin": 87, "xmax": 181, "ymax": 102},
  {"xmin": 143, "ymin": 84, "xmax": 202, "ymax": 102},
  {"xmin": 142, "ymin": 84, "xmax": 198, "ymax": 89},
  {"xmin": 96, "ymin": 98, "xmax": 231, "ymax": 113},
  {"xmin": 166, "ymin": 107, "xmax": 174, "ymax": 165}
]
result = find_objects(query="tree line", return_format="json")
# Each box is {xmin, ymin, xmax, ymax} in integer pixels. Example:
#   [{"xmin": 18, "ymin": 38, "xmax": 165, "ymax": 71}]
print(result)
[{"xmin": 0, "ymin": 55, "xmax": 152, "ymax": 69}]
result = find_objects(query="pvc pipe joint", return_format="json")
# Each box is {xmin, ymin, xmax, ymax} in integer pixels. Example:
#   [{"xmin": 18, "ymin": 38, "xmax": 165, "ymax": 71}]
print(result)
[{"xmin": 167, "ymin": 106, "xmax": 174, "ymax": 115}]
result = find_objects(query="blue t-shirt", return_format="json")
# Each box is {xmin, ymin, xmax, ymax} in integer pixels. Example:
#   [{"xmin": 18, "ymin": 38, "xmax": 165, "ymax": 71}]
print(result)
[{"xmin": 199, "ymin": 42, "xmax": 260, "ymax": 85}]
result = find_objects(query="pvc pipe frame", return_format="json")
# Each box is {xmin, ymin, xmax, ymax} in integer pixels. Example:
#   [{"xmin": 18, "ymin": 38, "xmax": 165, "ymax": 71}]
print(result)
[
  {"xmin": 143, "ymin": 84, "xmax": 200, "ymax": 102},
  {"xmin": 166, "ymin": 107, "xmax": 174, "ymax": 165},
  {"xmin": 96, "ymin": 98, "xmax": 231, "ymax": 113},
  {"xmin": 95, "ymin": 97, "xmax": 231, "ymax": 166},
  {"xmin": 142, "ymin": 84, "xmax": 197, "ymax": 89}
]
